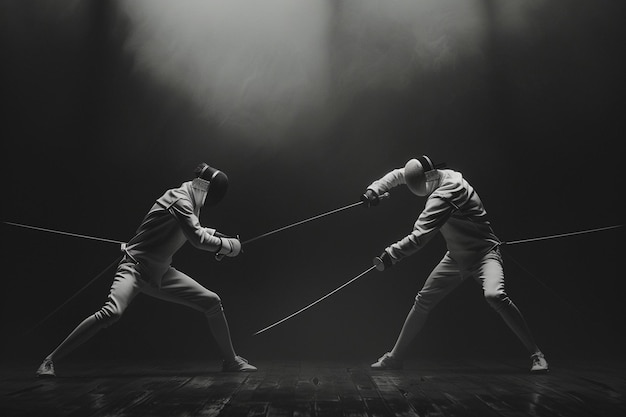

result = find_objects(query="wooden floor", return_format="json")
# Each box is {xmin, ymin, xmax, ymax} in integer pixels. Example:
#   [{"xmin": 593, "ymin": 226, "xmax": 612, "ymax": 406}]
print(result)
[{"xmin": 1, "ymin": 358, "xmax": 625, "ymax": 417}]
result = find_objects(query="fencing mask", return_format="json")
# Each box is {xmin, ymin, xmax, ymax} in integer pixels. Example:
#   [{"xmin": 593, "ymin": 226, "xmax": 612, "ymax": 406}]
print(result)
[
  {"xmin": 404, "ymin": 156, "xmax": 441, "ymax": 197},
  {"xmin": 193, "ymin": 163, "xmax": 229, "ymax": 206}
]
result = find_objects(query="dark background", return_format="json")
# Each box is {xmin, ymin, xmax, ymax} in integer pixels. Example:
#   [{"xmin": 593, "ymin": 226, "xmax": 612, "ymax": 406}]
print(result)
[{"xmin": 1, "ymin": 0, "xmax": 624, "ymax": 365}]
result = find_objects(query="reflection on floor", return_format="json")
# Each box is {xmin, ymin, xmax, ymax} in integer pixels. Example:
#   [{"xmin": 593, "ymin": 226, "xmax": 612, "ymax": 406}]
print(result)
[{"xmin": 1, "ymin": 358, "xmax": 625, "ymax": 416}]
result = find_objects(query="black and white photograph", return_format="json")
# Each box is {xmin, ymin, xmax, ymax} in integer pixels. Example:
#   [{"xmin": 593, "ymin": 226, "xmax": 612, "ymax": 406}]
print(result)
[{"xmin": 1, "ymin": 1, "xmax": 624, "ymax": 416}]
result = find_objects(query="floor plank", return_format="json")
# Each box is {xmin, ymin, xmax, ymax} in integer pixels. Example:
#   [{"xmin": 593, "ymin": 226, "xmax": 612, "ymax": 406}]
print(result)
[{"xmin": 1, "ymin": 358, "xmax": 625, "ymax": 417}]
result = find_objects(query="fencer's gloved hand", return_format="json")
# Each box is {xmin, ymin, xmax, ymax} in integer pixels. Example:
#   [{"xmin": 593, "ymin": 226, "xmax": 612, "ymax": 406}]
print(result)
[
  {"xmin": 361, "ymin": 189, "xmax": 380, "ymax": 207},
  {"xmin": 373, "ymin": 250, "xmax": 393, "ymax": 271},
  {"xmin": 218, "ymin": 237, "xmax": 242, "ymax": 257}
]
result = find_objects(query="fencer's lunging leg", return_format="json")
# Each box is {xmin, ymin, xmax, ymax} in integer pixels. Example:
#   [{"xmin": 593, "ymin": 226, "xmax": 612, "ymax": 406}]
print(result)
[
  {"xmin": 390, "ymin": 302, "xmax": 429, "ymax": 359},
  {"xmin": 46, "ymin": 315, "xmax": 104, "ymax": 362},
  {"xmin": 45, "ymin": 263, "xmax": 143, "ymax": 362},
  {"xmin": 206, "ymin": 308, "xmax": 237, "ymax": 361},
  {"xmin": 390, "ymin": 254, "xmax": 464, "ymax": 359},
  {"xmin": 489, "ymin": 296, "xmax": 539, "ymax": 354},
  {"xmin": 145, "ymin": 267, "xmax": 237, "ymax": 361},
  {"xmin": 478, "ymin": 252, "xmax": 540, "ymax": 354}
]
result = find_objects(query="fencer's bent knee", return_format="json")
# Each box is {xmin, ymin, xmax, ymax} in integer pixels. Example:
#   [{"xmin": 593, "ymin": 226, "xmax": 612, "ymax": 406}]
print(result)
[
  {"xmin": 93, "ymin": 303, "xmax": 124, "ymax": 328},
  {"xmin": 413, "ymin": 294, "xmax": 433, "ymax": 313},
  {"xmin": 205, "ymin": 302, "xmax": 224, "ymax": 318},
  {"xmin": 200, "ymin": 292, "xmax": 223, "ymax": 317},
  {"xmin": 484, "ymin": 290, "xmax": 511, "ymax": 311}
]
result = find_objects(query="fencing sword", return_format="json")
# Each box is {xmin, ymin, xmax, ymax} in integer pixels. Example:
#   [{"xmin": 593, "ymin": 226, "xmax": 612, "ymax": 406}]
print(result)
[
  {"xmin": 241, "ymin": 192, "xmax": 390, "ymax": 246},
  {"xmin": 4, "ymin": 221, "xmax": 125, "ymax": 245},
  {"xmin": 253, "ymin": 223, "xmax": 622, "ymax": 336},
  {"xmin": 5, "ymin": 193, "xmax": 391, "ymax": 251},
  {"xmin": 7, "ymin": 218, "xmax": 621, "ymax": 335},
  {"xmin": 253, "ymin": 265, "xmax": 377, "ymax": 336},
  {"xmin": 3, "ymin": 221, "xmax": 127, "ymax": 337},
  {"xmin": 19, "ymin": 255, "xmax": 123, "ymax": 338},
  {"xmin": 499, "ymin": 224, "xmax": 622, "ymax": 246},
  {"xmin": 5, "ymin": 194, "xmax": 391, "ymax": 336},
  {"xmin": 213, "ymin": 192, "xmax": 389, "ymax": 260}
]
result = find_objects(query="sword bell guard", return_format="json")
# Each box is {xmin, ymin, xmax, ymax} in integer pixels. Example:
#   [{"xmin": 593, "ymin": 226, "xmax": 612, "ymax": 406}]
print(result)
[{"xmin": 373, "ymin": 256, "xmax": 385, "ymax": 271}]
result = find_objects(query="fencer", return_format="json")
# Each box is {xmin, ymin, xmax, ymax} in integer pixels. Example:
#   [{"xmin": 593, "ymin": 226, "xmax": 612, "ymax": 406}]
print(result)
[
  {"xmin": 362, "ymin": 156, "xmax": 549, "ymax": 372},
  {"xmin": 36, "ymin": 163, "xmax": 257, "ymax": 377}
]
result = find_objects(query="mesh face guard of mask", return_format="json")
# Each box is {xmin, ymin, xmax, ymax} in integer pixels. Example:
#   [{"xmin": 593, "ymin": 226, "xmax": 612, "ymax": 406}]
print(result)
[
  {"xmin": 194, "ymin": 163, "xmax": 229, "ymax": 206},
  {"xmin": 404, "ymin": 155, "xmax": 445, "ymax": 196}
]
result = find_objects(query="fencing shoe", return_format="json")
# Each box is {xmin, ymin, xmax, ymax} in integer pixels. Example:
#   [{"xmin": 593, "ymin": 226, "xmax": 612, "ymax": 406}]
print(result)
[
  {"xmin": 371, "ymin": 352, "xmax": 403, "ymax": 370},
  {"xmin": 530, "ymin": 352, "xmax": 549, "ymax": 373},
  {"xmin": 36, "ymin": 358, "xmax": 56, "ymax": 378},
  {"xmin": 222, "ymin": 356, "xmax": 257, "ymax": 372}
]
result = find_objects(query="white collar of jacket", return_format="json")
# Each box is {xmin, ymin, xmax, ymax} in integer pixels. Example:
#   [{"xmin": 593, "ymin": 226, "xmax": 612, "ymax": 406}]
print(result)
[
  {"xmin": 190, "ymin": 178, "xmax": 209, "ymax": 209},
  {"xmin": 423, "ymin": 169, "xmax": 442, "ymax": 196},
  {"xmin": 192, "ymin": 177, "xmax": 210, "ymax": 192}
]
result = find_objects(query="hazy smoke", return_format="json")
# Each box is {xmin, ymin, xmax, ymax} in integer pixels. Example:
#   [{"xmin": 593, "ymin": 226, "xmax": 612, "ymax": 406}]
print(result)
[{"xmin": 119, "ymin": 0, "xmax": 544, "ymax": 142}]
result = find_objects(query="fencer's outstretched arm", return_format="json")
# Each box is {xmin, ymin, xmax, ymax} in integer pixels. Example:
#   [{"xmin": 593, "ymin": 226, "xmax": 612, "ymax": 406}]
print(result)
[
  {"xmin": 367, "ymin": 168, "xmax": 406, "ymax": 195},
  {"xmin": 362, "ymin": 168, "xmax": 406, "ymax": 207}
]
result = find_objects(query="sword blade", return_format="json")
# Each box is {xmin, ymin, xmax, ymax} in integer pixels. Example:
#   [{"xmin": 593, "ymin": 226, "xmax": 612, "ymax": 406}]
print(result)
[
  {"xmin": 254, "ymin": 265, "xmax": 377, "ymax": 335},
  {"xmin": 243, "ymin": 193, "xmax": 389, "ymax": 245},
  {"xmin": 4, "ymin": 221, "xmax": 124, "ymax": 245},
  {"xmin": 503, "ymin": 224, "xmax": 622, "ymax": 246},
  {"xmin": 19, "ymin": 255, "xmax": 123, "ymax": 338},
  {"xmin": 243, "ymin": 201, "xmax": 363, "ymax": 245}
]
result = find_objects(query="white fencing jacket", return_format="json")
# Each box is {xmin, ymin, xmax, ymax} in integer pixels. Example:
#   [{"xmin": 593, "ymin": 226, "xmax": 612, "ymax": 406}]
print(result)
[
  {"xmin": 124, "ymin": 179, "xmax": 222, "ymax": 284},
  {"xmin": 368, "ymin": 168, "xmax": 500, "ymax": 269}
]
